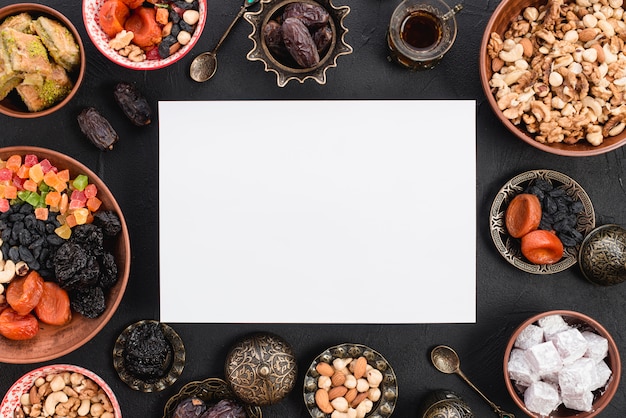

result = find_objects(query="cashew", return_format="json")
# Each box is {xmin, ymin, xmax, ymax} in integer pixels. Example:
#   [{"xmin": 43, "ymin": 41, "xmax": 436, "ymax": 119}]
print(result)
[
  {"xmin": 499, "ymin": 43, "xmax": 524, "ymax": 62},
  {"xmin": 90, "ymin": 402, "xmax": 105, "ymax": 417},
  {"xmin": 43, "ymin": 391, "xmax": 68, "ymax": 416},
  {"xmin": 0, "ymin": 259, "xmax": 15, "ymax": 283},
  {"xmin": 77, "ymin": 399, "xmax": 90, "ymax": 416},
  {"xmin": 101, "ymin": 413, "xmax": 115, "ymax": 418},
  {"xmin": 49, "ymin": 374, "xmax": 66, "ymax": 392}
]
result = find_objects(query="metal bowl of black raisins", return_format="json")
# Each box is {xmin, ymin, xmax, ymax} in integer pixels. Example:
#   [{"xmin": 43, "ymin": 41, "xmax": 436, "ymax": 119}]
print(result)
[
  {"xmin": 244, "ymin": 0, "xmax": 353, "ymax": 87},
  {"xmin": 162, "ymin": 377, "xmax": 262, "ymax": 418},
  {"xmin": 490, "ymin": 169, "xmax": 595, "ymax": 275},
  {"xmin": 113, "ymin": 320, "xmax": 186, "ymax": 392},
  {"xmin": 0, "ymin": 146, "xmax": 130, "ymax": 363}
]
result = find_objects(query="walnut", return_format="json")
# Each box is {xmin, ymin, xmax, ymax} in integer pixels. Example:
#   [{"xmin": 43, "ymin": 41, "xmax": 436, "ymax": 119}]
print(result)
[
  {"xmin": 108, "ymin": 30, "xmax": 134, "ymax": 50},
  {"xmin": 487, "ymin": 32, "xmax": 503, "ymax": 59},
  {"xmin": 118, "ymin": 44, "xmax": 146, "ymax": 62}
]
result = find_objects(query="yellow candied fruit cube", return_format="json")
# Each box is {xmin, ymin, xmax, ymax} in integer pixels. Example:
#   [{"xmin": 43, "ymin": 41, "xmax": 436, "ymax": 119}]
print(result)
[
  {"xmin": 73, "ymin": 208, "xmax": 89, "ymax": 225},
  {"xmin": 55, "ymin": 223, "xmax": 72, "ymax": 239},
  {"xmin": 29, "ymin": 163, "xmax": 44, "ymax": 183}
]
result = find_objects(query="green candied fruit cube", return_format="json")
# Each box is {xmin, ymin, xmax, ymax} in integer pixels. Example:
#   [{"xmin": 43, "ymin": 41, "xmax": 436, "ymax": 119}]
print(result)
[
  {"xmin": 25, "ymin": 192, "xmax": 42, "ymax": 207},
  {"xmin": 17, "ymin": 190, "xmax": 31, "ymax": 201},
  {"xmin": 72, "ymin": 174, "xmax": 89, "ymax": 191}
]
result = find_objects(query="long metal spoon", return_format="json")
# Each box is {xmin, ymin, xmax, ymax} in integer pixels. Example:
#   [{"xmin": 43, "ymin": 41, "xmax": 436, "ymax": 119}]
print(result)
[
  {"xmin": 431, "ymin": 345, "xmax": 515, "ymax": 418},
  {"xmin": 189, "ymin": 0, "xmax": 259, "ymax": 82}
]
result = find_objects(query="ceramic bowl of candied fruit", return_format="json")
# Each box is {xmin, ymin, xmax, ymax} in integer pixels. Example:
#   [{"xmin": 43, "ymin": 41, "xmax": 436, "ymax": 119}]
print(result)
[
  {"xmin": 162, "ymin": 377, "xmax": 262, "ymax": 418},
  {"xmin": 0, "ymin": 146, "xmax": 130, "ymax": 363},
  {"xmin": 82, "ymin": 0, "xmax": 206, "ymax": 70},
  {"xmin": 504, "ymin": 310, "xmax": 621, "ymax": 417},
  {"xmin": 303, "ymin": 343, "xmax": 398, "ymax": 418},
  {"xmin": 244, "ymin": 0, "xmax": 353, "ymax": 87},
  {"xmin": 0, "ymin": 3, "xmax": 86, "ymax": 118},
  {"xmin": 1, "ymin": 364, "xmax": 122, "ymax": 418},
  {"xmin": 480, "ymin": 0, "xmax": 626, "ymax": 156},
  {"xmin": 490, "ymin": 169, "xmax": 595, "ymax": 275}
]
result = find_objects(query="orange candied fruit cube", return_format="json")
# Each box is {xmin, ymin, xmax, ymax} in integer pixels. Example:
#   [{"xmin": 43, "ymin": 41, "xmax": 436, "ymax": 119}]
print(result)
[
  {"xmin": 34, "ymin": 207, "xmax": 48, "ymax": 221},
  {"xmin": 23, "ymin": 179, "xmax": 38, "ymax": 192},
  {"xmin": 65, "ymin": 213, "xmax": 77, "ymax": 228},
  {"xmin": 16, "ymin": 164, "xmax": 29, "ymax": 179},
  {"xmin": 87, "ymin": 196, "xmax": 102, "ymax": 212},
  {"xmin": 56, "ymin": 169, "xmax": 70, "ymax": 183},
  {"xmin": 43, "ymin": 171, "xmax": 67, "ymax": 192},
  {"xmin": 5, "ymin": 155, "xmax": 21, "ymax": 172},
  {"xmin": 45, "ymin": 191, "xmax": 62, "ymax": 207}
]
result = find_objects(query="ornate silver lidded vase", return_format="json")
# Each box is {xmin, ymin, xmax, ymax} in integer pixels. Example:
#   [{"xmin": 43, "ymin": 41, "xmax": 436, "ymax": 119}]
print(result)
[{"xmin": 418, "ymin": 389, "xmax": 474, "ymax": 418}]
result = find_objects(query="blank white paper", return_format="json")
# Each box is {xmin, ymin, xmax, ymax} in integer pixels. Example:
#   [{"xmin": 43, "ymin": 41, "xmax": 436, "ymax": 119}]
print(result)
[{"xmin": 159, "ymin": 100, "xmax": 476, "ymax": 323}]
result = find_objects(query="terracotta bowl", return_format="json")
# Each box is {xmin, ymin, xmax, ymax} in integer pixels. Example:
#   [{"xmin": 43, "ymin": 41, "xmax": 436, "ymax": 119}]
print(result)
[
  {"xmin": 1, "ymin": 364, "xmax": 122, "ymax": 417},
  {"xmin": 0, "ymin": 4, "xmax": 85, "ymax": 118},
  {"xmin": 0, "ymin": 146, "xmax": 130, "ymax": 363},
  {"xmin": 479, "ymin": 0, "xmax": 626, "ymax": 156},
  {"xmin": 83, "ymin": 0, "xmax": 207, "ymax": 70},
  {"xmin": 504, "ymin": 310, "xmax": 621, "ymax": 417}
]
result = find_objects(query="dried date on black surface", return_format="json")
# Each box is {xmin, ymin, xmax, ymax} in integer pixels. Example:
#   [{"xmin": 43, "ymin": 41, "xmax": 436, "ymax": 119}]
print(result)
[
  {"xmin": 282, "ymin": 17, "xmax": 320, "ymax": 68},
  {"xmin": 77, "ymin": 107, "xmax": 119, "ymax": 151},
  {"xmin": 173, "ymin": 397, "xmax": 207, "ymax": 418},
  {"xmin": 282, "ymin": 2, "xmax": 329, "ymax": 28},
  {"xmin": 201, "ymin": 399, "xmax": 246, "ymax": 418},
  {"xmin": 113, "ymin": 82, "xmax": 152, "ymax": 126},
  {"xmin": 123, "ymin": 322, "xmax": 173, "ymax": 380}
]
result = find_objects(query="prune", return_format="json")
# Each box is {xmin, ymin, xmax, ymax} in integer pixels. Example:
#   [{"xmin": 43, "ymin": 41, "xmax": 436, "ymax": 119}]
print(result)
[
  {"xmin": 70, "ymin": 224, "xmax": 104, "ymax": 256},
  {"xmin": 173, "ymin": 398, "xmax": 207, "ymax": 418},
  {"xmin": 201, "ymin": 399, "xmax": 246, "ymax": 418},
  {"xmin": 124, "ymin": 321, "xmax": 173, "ymax": 380},
  {"xmin": 54, "ymin": 242, "xmax": 88, "ymax": 284},
  {"xmin": 281, "ymin": 17, "xmax": 320, "ymax": 68},
  {"xmin": 70, "ymin": 286, "xmax": 106, "ymax": 318},
  {"xmin": 77, "ymin": 107, "xmax": 119, "ymax": 151},
  {"xmin": 99, "ymin": 252, "xmax": 118, "ymax": 289},
  {"xmin": 93, "ymin": 211, "xmax": 122, "ymax": 237},
  {"xmin": 114, "ymin": 82, "xmax": 153, "ymax": 126},
  {"xmin": 68, "ymin": 255, "xmax": 100, "ymax": 289},
  {"xmin": 282, "ymin": 2, "xmax": 329, "ymax": 28}
]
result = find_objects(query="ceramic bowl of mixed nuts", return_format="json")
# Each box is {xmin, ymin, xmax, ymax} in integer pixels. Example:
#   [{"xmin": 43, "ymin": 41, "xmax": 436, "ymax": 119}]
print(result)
[
  {"xmin": 244, "ymin": 0, "xmax": 353, "ymax": 86},
  {"xmin": 480, "ymin": 0, "xmax": 626, "ymax": 156},
  {"xmin": 82, "ymin": 0, "xmax": 206, "ymax": 70},
  {"xmin": 0, "ymin": 146, "xmax": 130, "ymax": 363},
  {"xmin": 0, "ymin": 364, "xmax": 122, "ymax": 418},
  {"xmin": 0, "ymin": 3, "xmax": 85, "ymax": 118},
  {"xmin": 303, "ymin": 343, "xmax": 398, "ymax": 418}
]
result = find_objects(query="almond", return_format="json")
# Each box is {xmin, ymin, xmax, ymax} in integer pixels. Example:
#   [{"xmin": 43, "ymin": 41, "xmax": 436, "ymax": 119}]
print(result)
[
  {"xmin": 578, "ymin": 27, "xmax": 599, "ymax": 42},
  {"xmin": 315, "ymin": 388, "xmax": 334, "ymax": 414},
  {"xmin": 344, "ymin": 387, "xmax": 358, "ymax": 404},
  {"xmin": 331, "ymin": 370, "xmax": 346, "ymax": 387},
  {"xmin": 591, "ymin": 43, "xmax": 605, "ymax": 63},
  {"xmin": 315, "ymin": 362, "xmax": 335, "ymax": 377},
  {"xmin": 519, "ymin": 38, "xmax": 533, "ymax": 57},
  {"xmin": 350, "ymin": 391, "xmax": 369, "ymax": 408},
  {"xmin": 328, "ymin": 385, "xmax": 348, "ymax": 400},
  {"xmin": 353, "ymin": 356, "xmax": 367, "ymax": 379}
]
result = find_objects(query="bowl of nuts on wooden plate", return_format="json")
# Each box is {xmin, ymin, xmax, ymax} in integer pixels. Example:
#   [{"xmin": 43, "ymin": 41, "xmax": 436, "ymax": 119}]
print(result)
[
  {"xmin": 82, "ymin": 0, "xmax": 206, "ymax": 70},
  {"xmin": 1, "ymin": 364, "xmax": 122, "ymax": 418},
  {"xmin": 244, "ymin": 0, "xmax": 353, "ymax": 87},
  {"xmin": 504, "ymin": 310, "xmax": 621, "ymax": 417},
  {"xmin": 303, "ymin": 343, "xmax": 398, "ymax": 418},
  {"xmin": 0, "ymin": 3, "xmax": 86, "ymax": 118},
  {"xmin": 480, "ymin": 0, "xmax": 626, "ymax": 156},
  {"xmin": 0, "ymin": 146, "xmax": 130, "ymax": 363}
]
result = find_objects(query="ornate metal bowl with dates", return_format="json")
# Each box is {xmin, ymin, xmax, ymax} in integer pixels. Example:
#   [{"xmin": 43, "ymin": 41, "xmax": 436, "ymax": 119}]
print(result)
[{"xmin": 244, "ymin": 0, "xmax": 352, "ymax": 86}]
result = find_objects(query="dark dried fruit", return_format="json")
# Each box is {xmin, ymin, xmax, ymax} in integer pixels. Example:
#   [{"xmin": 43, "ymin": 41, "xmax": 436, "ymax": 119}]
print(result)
[
  {"xmin": 93, "ymin": 211, "xmax": 122, "ymax": 237},
  {"xmin": 78, "ymin": 107, "xmax": 119, "ymax": 151},
  {"xmin": 201, "ymin": 399, "xmax": 246, "ymax": 418},
  {"xmin": 282, "ymin": 2, "xmax": 329, "ymax": 28},
  {"xmin": 70, "ymin": 224, "xmax": 104, "ymax": 256},
  {"xmin": 281, "ymin": 17, "xmax": 320, "ymax": 68},
  {"xmin": 173, "ymin": 397, "xmax": 207, "ymax": 418},
  {"xmin": 98, "ymin": 252, "xmax": 118, "ymax": 289},
  {"xmin": 313, "ymin": 24, "xmax": 332, "ymax": 53},
  {"xmin": 70, "ymin": 286, "xmax": 106, "ymax": 318},
  {"xmin": 124, "ymin": 321, "xmax": 173, "ymax": 380},
  {"xmin": 114, "ymin": 82, "xmax": 152, "ymax": 126},
  {"xmin": 54, "ymin": 242, "xmax": 89, "ymax": 286}
]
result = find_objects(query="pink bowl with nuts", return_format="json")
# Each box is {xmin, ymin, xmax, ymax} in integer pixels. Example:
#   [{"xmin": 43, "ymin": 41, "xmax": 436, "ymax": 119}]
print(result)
[
  {"xmin": 1, "ymin": 364, "xmax": 122, "ymax": 418},
  {"xmin": 82, "ymin": 0, "xmax": 207, "ymax": 70},
  {"xmin": 480, "ymin": 0, "xmax": 626, "ymax": 156}
]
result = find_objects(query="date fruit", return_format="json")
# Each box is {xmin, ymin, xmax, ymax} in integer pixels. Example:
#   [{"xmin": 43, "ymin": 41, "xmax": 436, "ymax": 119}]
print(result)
[
  {"xmin": 113, "ymin": 81, "xmax": 152, "ymax": 126},
  {"xmin": 281, "ymin": 17, "xmax": 320, "ymax": 68},
  {"xmin": 77, "ymin": 107, "xmax": 119, "ymax": 151},
  {"xmin": 282, "ymin": 2, "xmax": 329, "ymax": 28}
]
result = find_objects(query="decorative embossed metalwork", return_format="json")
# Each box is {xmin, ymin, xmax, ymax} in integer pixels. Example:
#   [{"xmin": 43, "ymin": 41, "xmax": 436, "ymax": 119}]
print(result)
[
  {"xmin": 113, "ymin": 320, "xmax": 186, "ymax": 393},
  {"xmin": 161, "ymin": 377, "xmax": 262, "ymax": 418},
  {"xmin": 579, "ymin": 224, "xmax": 626, "ymax": 286},
  {"xmin": 244, "ymin": 0, "xmax": 352, "ymax": 86},
  {"xmin": 418, "ymin": 390, "xmax": 474, "ymax": 418},
  {"xmin": 225, "ymin": 333, "xmax": 297, "ymax": 406},
  {"xmin": 303, "ymin": 343, "xmax": 398, "ymax": 418},
  {"xmin": 490, "ymin": 169, "xmax": 595, "ymax": 274}
]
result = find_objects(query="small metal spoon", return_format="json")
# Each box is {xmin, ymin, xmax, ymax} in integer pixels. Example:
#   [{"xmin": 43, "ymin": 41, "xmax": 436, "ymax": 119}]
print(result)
[
  {"xmin": 431, "ymin": 345, "xmax": 515, "ymax": 418},
  {"xmin": 189, "ymin": 0, "xmax": 259, "ymax": 82}
]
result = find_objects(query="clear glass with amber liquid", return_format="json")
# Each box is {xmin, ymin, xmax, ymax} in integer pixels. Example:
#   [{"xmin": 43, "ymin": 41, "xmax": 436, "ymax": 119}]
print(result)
[{"xmin": 387, "ymin": 0, "xmax": 461, "ymax": 70}]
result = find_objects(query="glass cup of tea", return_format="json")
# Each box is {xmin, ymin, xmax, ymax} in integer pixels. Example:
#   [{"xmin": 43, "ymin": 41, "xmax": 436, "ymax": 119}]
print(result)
[{"xmin": 387, "ymin": 0, "xmax": 462, "ymax": 70}]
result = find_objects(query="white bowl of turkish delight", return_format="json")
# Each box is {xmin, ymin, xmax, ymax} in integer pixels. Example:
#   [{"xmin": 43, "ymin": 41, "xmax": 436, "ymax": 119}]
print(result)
[{"xmin": 504, "ymin": 310, "xmax": 620, "ymax": 417}]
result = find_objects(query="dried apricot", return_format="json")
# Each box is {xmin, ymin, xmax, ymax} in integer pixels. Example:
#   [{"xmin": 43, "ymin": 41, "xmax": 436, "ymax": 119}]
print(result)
[
  {"xmin": 98, "ymin": 0, "xmax": 131, "ymax": 38},
  {"xmin": 505, "ymin": 193, "xmax": 542, "ymax": 238},
  {"xmin": 6, "ymin": 270, "xmax": 44, "ymax": 316},
  {"xmin": 521, "ymin": 229, "xmax": 564, "ymax": 265},
  {"xmin": 124, "ymin": 7, "xmax": 162, "ymax": 48},
  {"xmin": 0, "ymin": 308, "xmax": 39, "ymax": 340},
  {"xmin": 34, "ymin": 282, "xmax": 72, "ymax": 326},
  {"xmin": 121, "ymin": 0, "xmax": 145, "ymax": 8}
]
